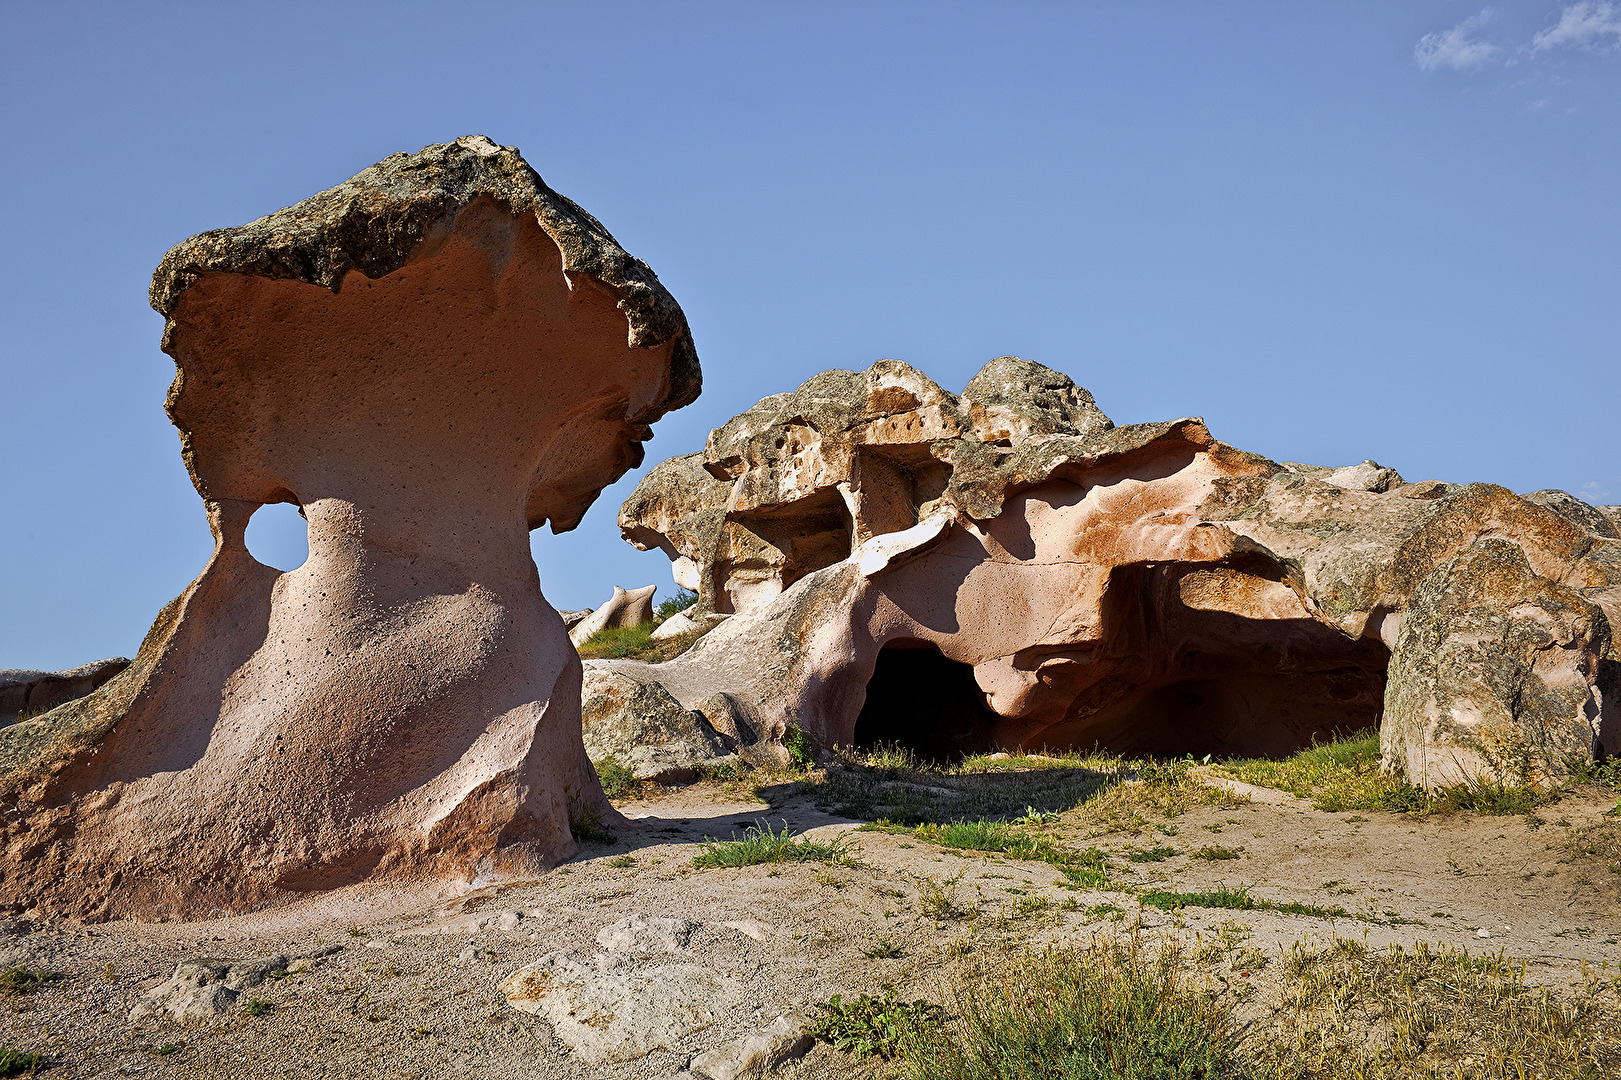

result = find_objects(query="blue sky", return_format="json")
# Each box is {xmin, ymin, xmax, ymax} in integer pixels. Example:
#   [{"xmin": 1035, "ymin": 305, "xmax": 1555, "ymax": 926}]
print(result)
[{"xmin": 2, "ymin": 2, "xmax": 1617, "ymax": 671}]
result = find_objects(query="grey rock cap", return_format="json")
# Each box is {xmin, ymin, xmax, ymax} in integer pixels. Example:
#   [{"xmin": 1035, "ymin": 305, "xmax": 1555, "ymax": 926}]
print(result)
[{"xmin": 150, "ymin": 135, "xmax": 699, "ymax": 417}]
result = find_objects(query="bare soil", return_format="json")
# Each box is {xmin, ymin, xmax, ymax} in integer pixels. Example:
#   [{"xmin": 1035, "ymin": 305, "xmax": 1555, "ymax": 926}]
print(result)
[{"xmin": 3, "ymin": 771, "xmax": 1619, "ymax": 1079}]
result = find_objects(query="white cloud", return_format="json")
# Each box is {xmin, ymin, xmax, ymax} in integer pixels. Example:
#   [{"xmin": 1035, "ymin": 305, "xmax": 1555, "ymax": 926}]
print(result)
[
  {"xmin": 1532, "ymin": 2, "xmax": 1621, "ymax": 52},
  {"xmin": 1416, "ymin": 9, "xmax": 1502, "ymax": 72}
]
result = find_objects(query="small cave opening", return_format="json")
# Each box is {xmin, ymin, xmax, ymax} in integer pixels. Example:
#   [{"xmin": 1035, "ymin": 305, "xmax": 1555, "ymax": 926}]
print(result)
[{"xmin": 853, "ymin": 640, "xmax": 1000, "ymax": 763}]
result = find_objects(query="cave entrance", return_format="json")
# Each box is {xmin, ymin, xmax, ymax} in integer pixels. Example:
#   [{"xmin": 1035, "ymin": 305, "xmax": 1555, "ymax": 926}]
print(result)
[{"xmin": 853, "ymin": 640, "xmax": 999, "ymax": 764}]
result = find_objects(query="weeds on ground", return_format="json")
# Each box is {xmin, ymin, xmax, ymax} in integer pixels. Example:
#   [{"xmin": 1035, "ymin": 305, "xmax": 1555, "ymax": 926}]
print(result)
[
  {"xmin": 893, "ymin": 818, "xmax": 1110, "ymax": 886},
  {"xmin": 1139, "ymin": 884, "xmax": 1351, "ymax": 921},
  {"xmin": 783, "ymin": 726, "xmax": 816, "ymax": 771},
  {"xmin": 0, "ymin": 1047, "xmax": 43, "ymax": 1077},
  {"xmin": 862, "ymin": 936, "xmax": 905, "ymax": 959},
  {"xmin": 1193, "ymin": 844, "xmax": 1242, "ymax": 861},
  {"xmin": 899, "ymin": 937, "xmax": 1244, "ymax": 1079},
  {"xmin": 568, "ymin": 805, "xmax": 616, "ymax": 845},
  {"xmin": 1076, "ymin": 759, "xmax": 1245, "ymax": 836},
  {"xmin": 807, "ymin": 988, "xmax": 944, "ymax": 1059},
  {"xmin": 919, "ymin": 873, "xmax": 978, "ymax": 920},
  {"xmin": 242, "ymin": 997, "xmax": 270, "ymax": 1017},
  {"xmin": 1564, "ymin": 820, "xmax": 1621, "ymax": 878},
  {"xmin": 0, "ymin": 968, "xmax": 57, "ymax": 1002},
  {"xmin": 1247, "ymin": 937, "xmax": 1621, "ymax": 1078},
  {"xmin": 1127, "ymin": 845, "xmax": 1179, "ymax": 863},
  {"xmin": 594, "ymin": 755, "xmax": 638, "ymax": 800},
  {"xmin": 691, "ymin": 820, "xmax": 855, "ymax": 869}
]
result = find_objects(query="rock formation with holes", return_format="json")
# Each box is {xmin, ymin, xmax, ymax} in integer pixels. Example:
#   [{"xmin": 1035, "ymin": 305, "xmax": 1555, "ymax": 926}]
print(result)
[
  {"xmin": 608, "ymin": 358, "xmax": 1619, "ymax": 789},
  {"xmin": 0, "ymin": 136, "xmax": 699, "ymax": 919}
]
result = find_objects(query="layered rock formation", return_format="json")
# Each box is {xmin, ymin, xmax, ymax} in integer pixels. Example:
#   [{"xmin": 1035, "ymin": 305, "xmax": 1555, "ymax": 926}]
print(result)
[
  {"xmin": 0, "ymin": 136, "xmax": 699, "ymax": 919},
  {"xmin": 611, "ymin": 358, "xmax": 1619, "ymax": 788}
]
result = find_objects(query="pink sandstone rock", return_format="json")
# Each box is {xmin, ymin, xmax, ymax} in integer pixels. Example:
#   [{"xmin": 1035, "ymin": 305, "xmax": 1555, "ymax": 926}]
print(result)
[
  {"xmin": 608, "ymin": 358, "xmax": 1619, "ymax": 788},
  {"xmin": 0, "ymin": 136, "xmax": 699, "ymax": 919}
]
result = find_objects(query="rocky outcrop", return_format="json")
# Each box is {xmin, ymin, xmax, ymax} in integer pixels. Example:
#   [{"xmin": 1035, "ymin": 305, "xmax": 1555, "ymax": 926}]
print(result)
[
  {"xmin": 0, "ymin": 136, "xmax": 699, "ymax": 919},
  {"xmin": 610, "ymin": 358, "xmax": 1619, "ymax": 788},
  {"xmin": 0, "ymin": 659, "xmax": 129, "ymax": 728}
]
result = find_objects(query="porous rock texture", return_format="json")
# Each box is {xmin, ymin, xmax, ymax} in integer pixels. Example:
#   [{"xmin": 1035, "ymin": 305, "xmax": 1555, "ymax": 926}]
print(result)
[
  {"xmin": 612, "ymin": 358, "xmax": 1619, "ymax": 787},
  {"xmin": 0, "ymin": 136, "xmax": 699, "ymax": 919}
]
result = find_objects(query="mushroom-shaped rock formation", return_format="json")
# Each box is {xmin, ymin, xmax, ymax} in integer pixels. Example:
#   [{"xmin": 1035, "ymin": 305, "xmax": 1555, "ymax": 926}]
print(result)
[
  {"xmin": 0, "ymin": 136, "xmax": 699, "ymax": 919},
  {"xmin": 609, "ymin": 358, "xmax": 1618, "ymax": 788}
]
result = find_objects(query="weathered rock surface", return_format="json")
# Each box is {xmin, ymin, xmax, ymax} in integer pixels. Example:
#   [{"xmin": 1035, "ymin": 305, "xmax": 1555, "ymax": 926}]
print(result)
[
  {"xmin": 0, "ymin": 136, "xmax": 699, "ymax": 918},
  {"xmin": 568, "ymin": 584, "xmax": 658, "ymax": 646},
  {"xmin": 689, "ymin": 1012, "xmax": 813, "ymax": 1080},
  {"xmin": 0, "ymin": 659, "xmax": 129, "ymax": 728},
  {"xmin": 581, "ymin": 669, "xmax": 755, "ymax": 780},
  {"xmin": 596, "ymin": 914, "xmax": 701, "ymax": 953},
  {"xmin": 129, "ymin": 946, "xmax": 339, "ymax": 1024},
  {"xmin": 503, "ymin": 951, "xmax": 744, "ymax": 1064},
  {"xmin": 610, "ymin": 358, "xmax": 1619, "ymax": 787}
]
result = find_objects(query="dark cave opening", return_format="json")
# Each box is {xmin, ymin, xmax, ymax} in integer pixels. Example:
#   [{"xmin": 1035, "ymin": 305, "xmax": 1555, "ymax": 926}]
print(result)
[{"xmin": 853, "ymin": 641, "xmax": 1000, "ymax": 764}]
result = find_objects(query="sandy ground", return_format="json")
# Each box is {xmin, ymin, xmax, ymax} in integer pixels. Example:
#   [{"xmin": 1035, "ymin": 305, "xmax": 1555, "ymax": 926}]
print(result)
[{"xmin": 2, "ymin": 773, "xmax": 1618, "ymax": 1079}]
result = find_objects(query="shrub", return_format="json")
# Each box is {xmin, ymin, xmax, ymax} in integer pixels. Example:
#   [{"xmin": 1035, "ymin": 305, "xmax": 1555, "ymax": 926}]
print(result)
[
  {"xmin": 783, "ymin": 725, "xmax": 816, "ymax": 770},
  {"xmin": 655, "ymin": 588, "xmax": 698, "ymax": 621},
  {"xmin": 594, "ymin": 755, "xmax": 637, "ymax": 800},
  {"xmin": 899, "ymin": 941, "xmax": 1245, "ymax": 1079}
]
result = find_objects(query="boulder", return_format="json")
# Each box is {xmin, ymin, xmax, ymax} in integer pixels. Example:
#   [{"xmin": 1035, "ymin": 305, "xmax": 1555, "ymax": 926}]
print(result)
[
  {"xmin": 1383, "ymin": 538, "xmax": 1609, "ymax": 788},
  {"xmin": 581, "ymin": 669, "xmax": 735, "ymax": 781},
  {"xmin": 0, "ymin": 136, "xmax": 699, "ymax": 919},
  {"xmin": 609, "ymin": 357, "xmax": 1619, "ymax": 788},
  {"xmin": 568, "ymin": 584, "xmax": 658, "ymax": 647},
  {"xmin": 0, "ymin": 658, "xmax": 129, "ymax": 728}
]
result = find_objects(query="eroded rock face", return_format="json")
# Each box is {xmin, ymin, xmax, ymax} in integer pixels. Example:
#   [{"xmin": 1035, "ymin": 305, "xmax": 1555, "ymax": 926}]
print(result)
[
  {"xmin": 612, "ymin": 358, "xmax": 1619, "ymax": 788},
  {"xmin": 0, "ymin": 136, "xmax": 699, "ymax": 919}
]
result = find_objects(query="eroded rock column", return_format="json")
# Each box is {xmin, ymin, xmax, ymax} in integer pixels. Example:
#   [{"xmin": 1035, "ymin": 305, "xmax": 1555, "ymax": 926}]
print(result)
[{"xmin": 0, "ymin": 136, "xmax": 699, "ymax": 919}]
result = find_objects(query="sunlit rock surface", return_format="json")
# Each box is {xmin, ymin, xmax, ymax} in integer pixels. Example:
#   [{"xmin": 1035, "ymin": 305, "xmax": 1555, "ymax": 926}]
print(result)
[{"xmin": 612, "ymin": 358, "xmax": 1619, "ymax": 787}]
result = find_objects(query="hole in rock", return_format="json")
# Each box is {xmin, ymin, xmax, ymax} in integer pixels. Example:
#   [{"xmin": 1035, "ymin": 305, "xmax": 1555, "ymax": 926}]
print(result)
[
  {"xmin": 244, "ymin": 501, "xmax": 309, "ymax": 571},
  {"xmin": 854, "ymin": 641, "xmax": 1000, "ymax": 764}
]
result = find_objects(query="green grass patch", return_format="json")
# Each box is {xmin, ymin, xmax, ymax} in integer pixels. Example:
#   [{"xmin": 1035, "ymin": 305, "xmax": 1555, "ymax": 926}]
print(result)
[
  {"xmin": 1139, "ymin": 884, "xmax": 1350, "ymax": 920},
  {"xmin": 1127, "ymin": 844, "xmax": 1179, "ymax": 863},
  {"xmin": 691, "ymin": 820, "xmax": 855, "ymax": 869},
  {"xmin": 576, "ymin": 621, "xmax": 711, "ymax": 662},
  {"xmin": 808, "ymin": 988, "xmax": 944, "ymax": 1059},
  {"xmin": 898, "ymin": 940, "xmax": 1245, "ymax": 1079},
  {"xmin": 593, "ymin": 754, "xmax": 638, "ymax": 800},
  {"xmin": 1215, "ymin": 728, "xmax": 1548, "ymax": 816},
  {"xmin": 1192, "ymin": 844, "xmax": 1242, "ymax": 861}
]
